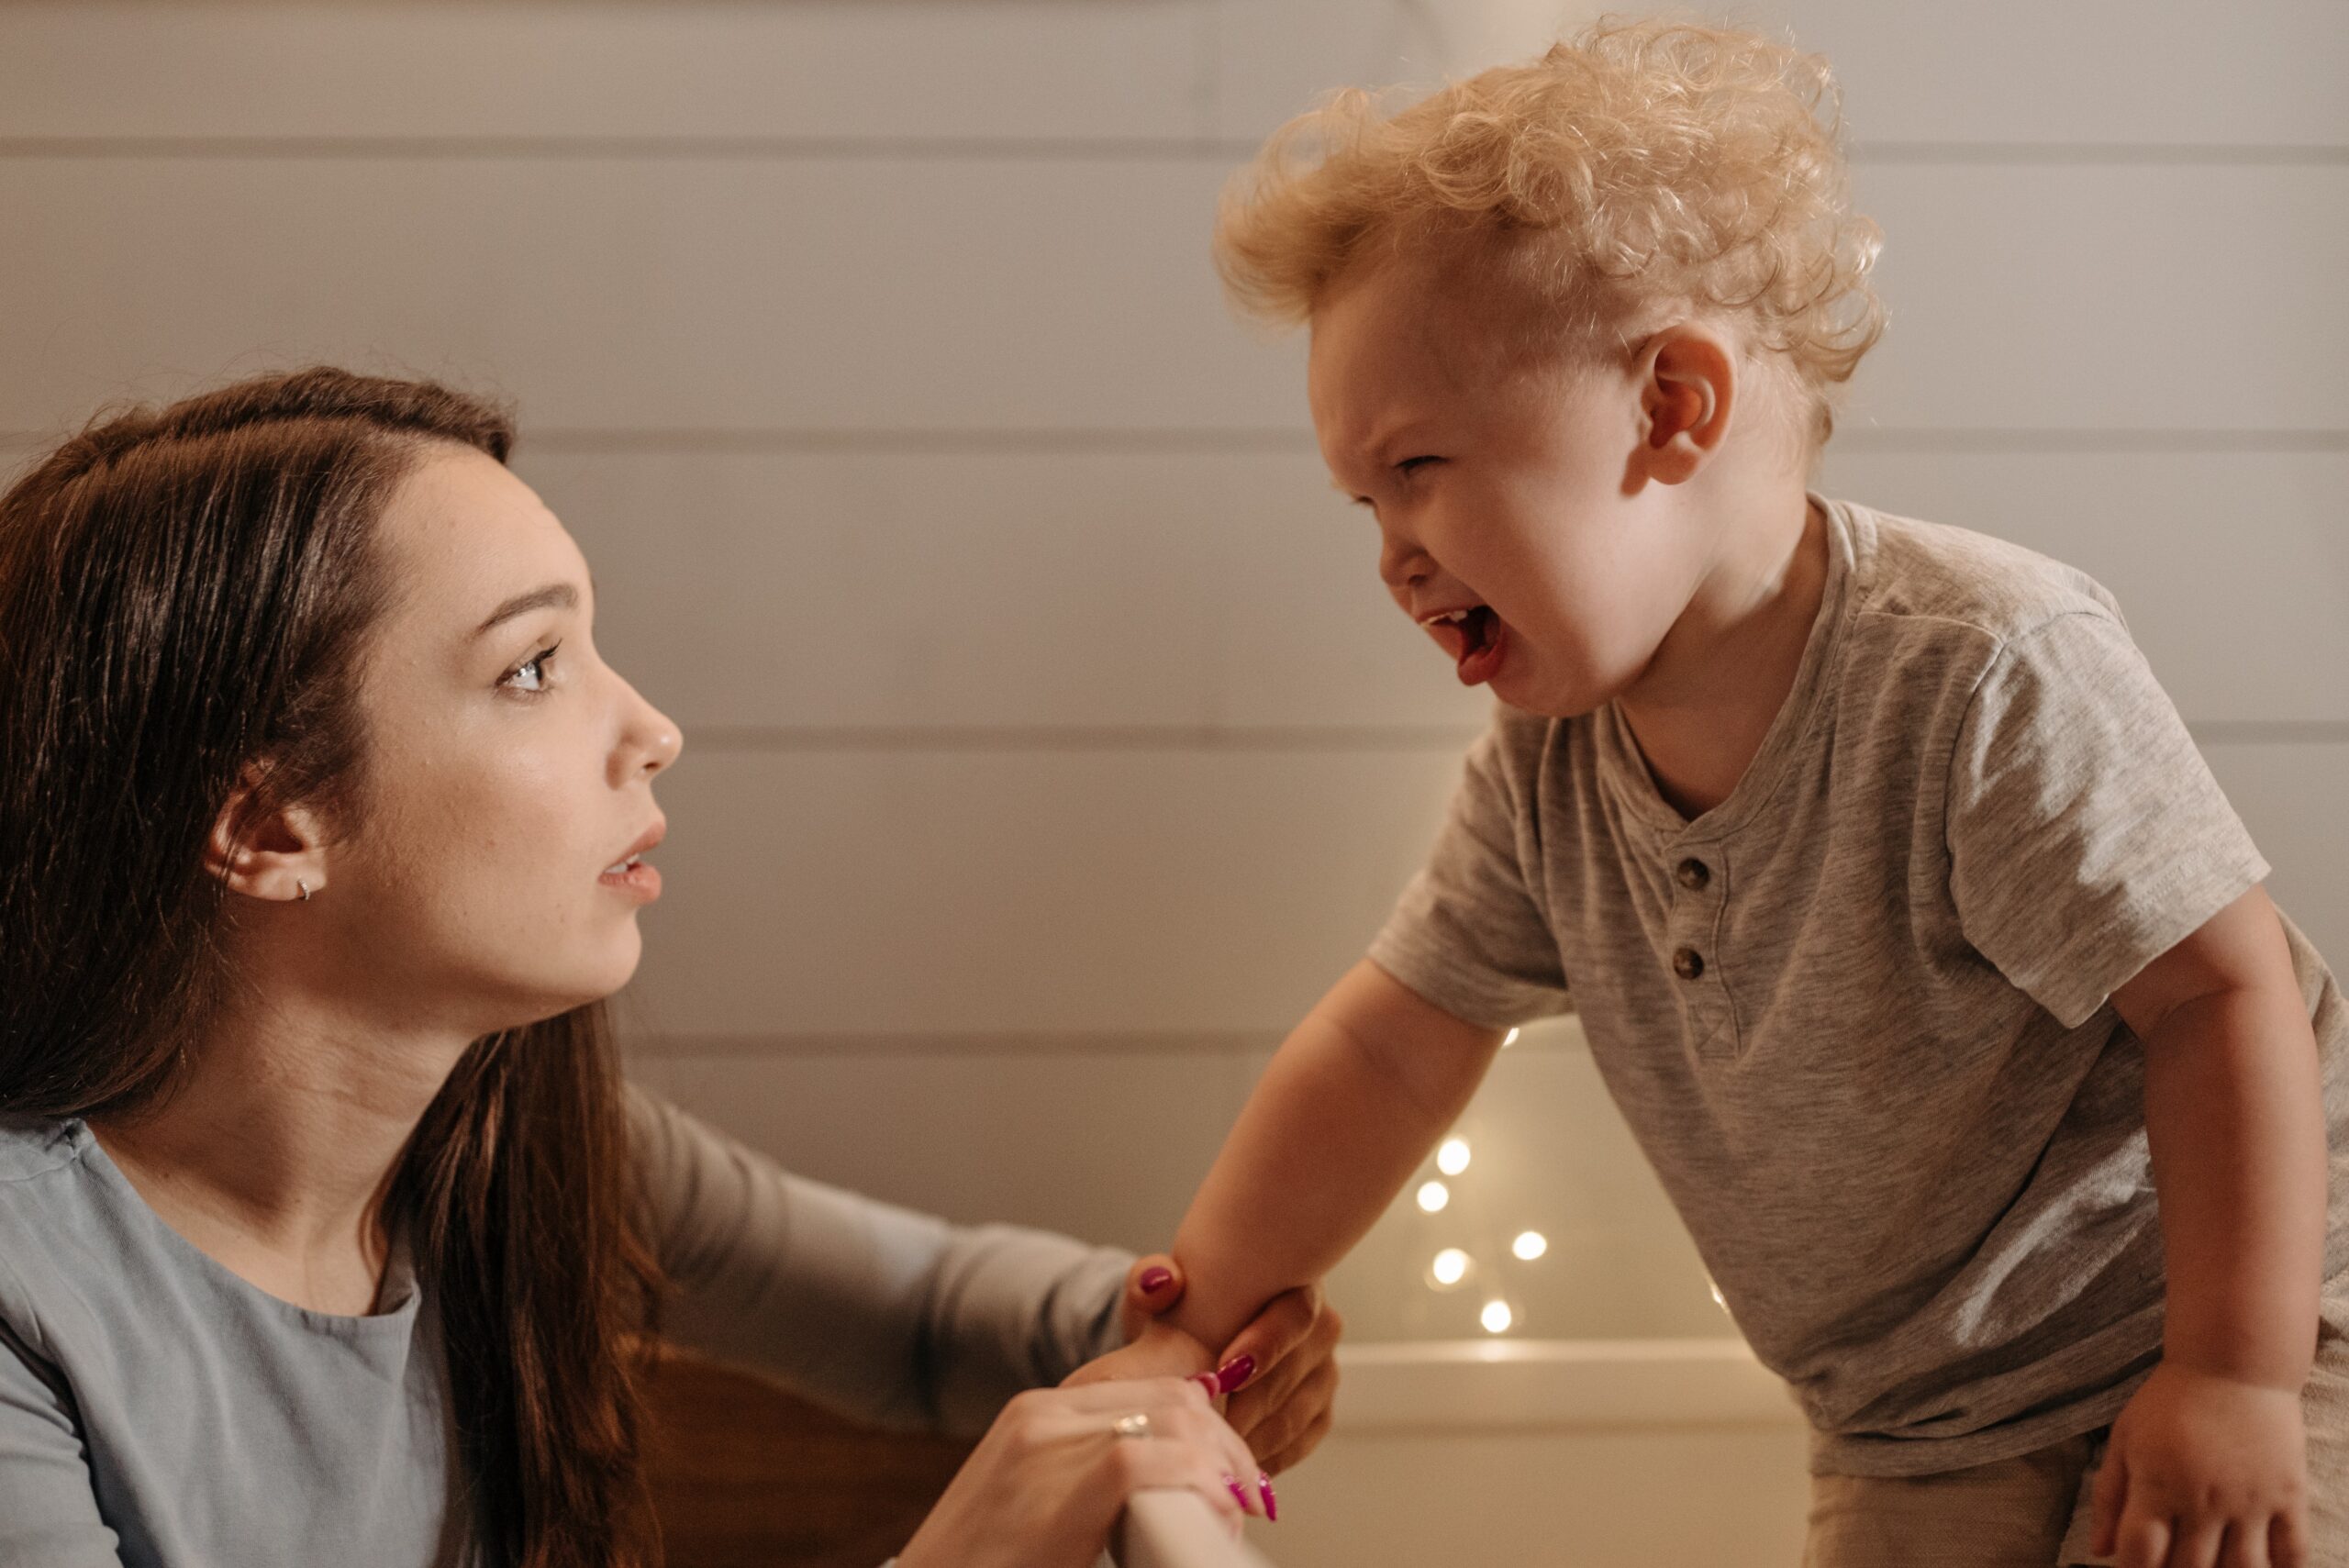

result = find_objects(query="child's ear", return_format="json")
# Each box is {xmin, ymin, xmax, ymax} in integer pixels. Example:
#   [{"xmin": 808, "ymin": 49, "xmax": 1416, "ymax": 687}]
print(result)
[
  {"xmin": 205, "ymin": 767, "xmax": 333, "ymax": 906},
  {"xmin": 1634, "ymin": 326, "xmax": 1736, "ymax": 485}
]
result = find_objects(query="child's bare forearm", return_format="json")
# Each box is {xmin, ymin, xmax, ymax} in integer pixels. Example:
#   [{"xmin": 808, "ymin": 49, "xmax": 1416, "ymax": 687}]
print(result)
[
  {"xmin": 1164, "ymin": 961, "xmax": 1504, "ymax": 1351},
  {"xmin": 2141, "ymin": 981, "xmax": 2328, "ymax": 1388}
]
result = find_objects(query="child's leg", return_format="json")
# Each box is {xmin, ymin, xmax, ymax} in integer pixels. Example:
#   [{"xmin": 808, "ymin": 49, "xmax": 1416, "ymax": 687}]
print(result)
[
  {"xmin": 2058, "ymin": 1278, "xmax": 2349, "ymax": 1565},
  {"xmin": 1804, "ymin": 1434, "xmax": 2096, "ymax": 1567}
]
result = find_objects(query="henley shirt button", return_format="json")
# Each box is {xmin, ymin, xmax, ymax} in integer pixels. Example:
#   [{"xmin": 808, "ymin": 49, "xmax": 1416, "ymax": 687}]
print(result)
[
  {"xmin": 1675, "ymin": 858, "xmax": 1710, "ymax": 892},
  {"xmin": 1673, "ymin": 947, "xmax": 1706, "ymax": 982}
]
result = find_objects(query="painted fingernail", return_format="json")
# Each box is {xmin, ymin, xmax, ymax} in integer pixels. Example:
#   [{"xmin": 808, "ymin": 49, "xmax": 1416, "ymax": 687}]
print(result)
[
  {"xmin": 1258, "ymin": 1471, "xmax": 1278, "ymax": 1522},
  {"xmin": 1192, "ymin": 1372, "xmax": 1224, "ymax": 1398},
  {"xmin": 1215, "ymin": 1354, "xmax": 1256, "ymax": 1395},
  {"xmin": 1139, "ymin": 1266, "xmax": 1174, "ymax": 1295},
  {"xmin": 1224, "ymin": 1473, "xmax": 1256, "ymax": 1514}
]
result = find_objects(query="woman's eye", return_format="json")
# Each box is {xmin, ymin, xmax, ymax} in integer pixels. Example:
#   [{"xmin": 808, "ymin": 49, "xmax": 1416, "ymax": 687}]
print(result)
[{"xmin": 503, "ymin": 642, "xmax": 561, "ymax": 695}]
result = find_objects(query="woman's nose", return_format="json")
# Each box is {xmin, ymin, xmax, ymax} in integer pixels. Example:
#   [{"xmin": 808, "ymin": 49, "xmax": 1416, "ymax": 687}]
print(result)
[{"xmin": 618, "ymin": 688, "xmax": 684, "ymax": 783}]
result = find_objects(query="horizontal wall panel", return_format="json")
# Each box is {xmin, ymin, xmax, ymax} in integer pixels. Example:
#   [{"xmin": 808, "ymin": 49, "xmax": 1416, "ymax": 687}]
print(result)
[
  {"xmin": 629, "ymin": 1047, "xmax": 1258, "ymax": 1259},
  {"xmin": 521, "ymin": 447, "xmax": 1478, "ymax": 736},
  {"xmin": 621, "ymin": 747, "xmax": 1462, "ymax": 1040},
  {"xmin": 15, "ymin": 0, "xmax": 2334, "ymax": 153},
  {"xmin": 620, "ymin": 739, "xmax": 2343, "ymax": 1044},
  {"xmin": 0, "ymin": 2, "xmax": 1211, "ymax": 143},
  {"xmin": 1818, "ymin": 451, "xmax": 2349, "ymax": 726},
  {"xmin": 0, "ymin": 160, "xmax": 2336, "ymax": 439},
  {"xmin": 1215, "ymin": 0, "xmax": 2349, "ymax": 148},
  {"xmin": 1845, "ymin": 163, "xmax": 2348, "ymax": 433},
  {"xmin": 535, "ymin": 446, "xmax": 2340, "ymax": 735},
  {"xmin": 0, "ymin": 156, "xmax": 1302, "ymax": 439}
]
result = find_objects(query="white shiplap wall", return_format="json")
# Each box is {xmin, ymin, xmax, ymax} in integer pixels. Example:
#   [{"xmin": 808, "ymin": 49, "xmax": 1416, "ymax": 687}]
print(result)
[{"xmin": 1, "ymin": 2, "xmax": 2342, "ymax": 1368}]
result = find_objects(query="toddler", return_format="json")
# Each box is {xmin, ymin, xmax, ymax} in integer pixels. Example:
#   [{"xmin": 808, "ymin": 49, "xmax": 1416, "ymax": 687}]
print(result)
[{"xmin": 1088, "ymin": 19, "xmax": 2349, "ymax": 1566}]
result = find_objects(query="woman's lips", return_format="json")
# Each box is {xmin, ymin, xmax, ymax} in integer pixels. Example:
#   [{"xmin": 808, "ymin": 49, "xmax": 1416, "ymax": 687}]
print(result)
[{"xmin": 598, "ymin": 859, "xmax": 662, "ymax": 903}]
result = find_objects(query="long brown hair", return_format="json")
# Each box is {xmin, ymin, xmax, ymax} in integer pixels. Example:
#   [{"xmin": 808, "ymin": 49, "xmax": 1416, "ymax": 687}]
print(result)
[{"xmin": 0, "ymin": 368, "xmax": 662, "ymax": 1567}]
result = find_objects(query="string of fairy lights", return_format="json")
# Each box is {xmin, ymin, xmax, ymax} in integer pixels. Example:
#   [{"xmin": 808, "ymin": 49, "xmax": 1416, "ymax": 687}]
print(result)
[
  {"xmin": 1406, "ymin": 1023, "xmax": 1732, "ymax": 1337},
  {"xmin": 1408, "ymin": 1027, "xmax": 1544, "ymax": 1336}
]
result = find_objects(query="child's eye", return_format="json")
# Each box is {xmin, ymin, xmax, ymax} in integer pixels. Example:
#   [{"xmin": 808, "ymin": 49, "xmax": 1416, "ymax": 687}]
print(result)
[
  {"xmin": 501, "ymin": 641, "xmax": 562, "ymax": 695},
  {"xmin": 1397, "ymin": 456, "xmax": 1442, "ymax": 476}
]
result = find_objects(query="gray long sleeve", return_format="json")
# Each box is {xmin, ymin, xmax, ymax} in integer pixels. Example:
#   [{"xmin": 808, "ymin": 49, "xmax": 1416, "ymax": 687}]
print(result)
[{"xmin": 629, "ymin": 1086, "xmax": 1134, "ymax": 1437}]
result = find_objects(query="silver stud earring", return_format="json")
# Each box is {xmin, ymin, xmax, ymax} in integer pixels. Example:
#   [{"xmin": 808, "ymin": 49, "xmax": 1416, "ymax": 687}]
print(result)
[{"xmin": 296, "ymin": 878, "xmax": 311, "ymax": 903}]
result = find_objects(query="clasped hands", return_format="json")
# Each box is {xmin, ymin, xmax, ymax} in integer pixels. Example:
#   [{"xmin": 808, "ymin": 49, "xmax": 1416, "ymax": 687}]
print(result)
[
  {"xmin": 893, "ymin": 1257, "xmax": 1339, "ymax": 1568},
  {"xmin": 1066, "ymin": 1251, "xmax": 1341, "ymax": 1478}
]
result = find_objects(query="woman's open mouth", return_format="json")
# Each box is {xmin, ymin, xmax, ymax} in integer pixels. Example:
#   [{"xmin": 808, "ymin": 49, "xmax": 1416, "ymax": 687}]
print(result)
[
  {"xmin": 598, "ymin": 851, "xmax": 662, "ymax": 902},
  {"xmin": 1420, "ymin": 604, "xmax": 1509, "ymax": 687}
]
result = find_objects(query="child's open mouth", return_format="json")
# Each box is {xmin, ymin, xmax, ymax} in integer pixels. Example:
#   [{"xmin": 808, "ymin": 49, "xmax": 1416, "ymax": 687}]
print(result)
[{"xmin": 1419, "ymin": 604, "xmax": 1508, "ymax": 687}]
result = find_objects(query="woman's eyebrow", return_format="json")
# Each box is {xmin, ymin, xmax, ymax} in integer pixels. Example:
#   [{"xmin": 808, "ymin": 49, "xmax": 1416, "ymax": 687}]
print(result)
[{"xmin": 473, "ymin": 582, "xmax": 577, "ymax": 638}]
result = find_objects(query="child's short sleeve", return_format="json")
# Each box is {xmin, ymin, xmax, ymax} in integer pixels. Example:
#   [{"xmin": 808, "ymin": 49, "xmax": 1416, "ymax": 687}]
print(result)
[
  {"xmin": 1945, "ymin": 610, "xmax": 2268, "ymax": 1029},
  {"xmin": 1368, "ymin": 707, "xmax": 1572, "ymax": 1029}
]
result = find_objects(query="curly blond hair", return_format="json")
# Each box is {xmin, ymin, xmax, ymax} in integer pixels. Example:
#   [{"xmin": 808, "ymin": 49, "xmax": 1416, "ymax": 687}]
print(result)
[{"xmin": 1212, "ymin": 17, "xmax": 1886, "ymax": 448}]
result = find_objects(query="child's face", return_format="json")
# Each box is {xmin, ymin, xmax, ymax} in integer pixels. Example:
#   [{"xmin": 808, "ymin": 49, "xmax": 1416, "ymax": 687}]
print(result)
[{"xmin": 1308, "ymin": 256, "xmax": 1721, "ymax": 719}]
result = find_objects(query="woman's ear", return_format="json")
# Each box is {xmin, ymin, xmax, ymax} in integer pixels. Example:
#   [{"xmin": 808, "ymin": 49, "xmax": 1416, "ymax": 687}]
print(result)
[
  {"xmin": 1634, "ymin": 325, "xmax": 1736, "ymax": 485},
  {"xmin": 205, "ymin": 769, "xmax": 332, "ymax": 904}
]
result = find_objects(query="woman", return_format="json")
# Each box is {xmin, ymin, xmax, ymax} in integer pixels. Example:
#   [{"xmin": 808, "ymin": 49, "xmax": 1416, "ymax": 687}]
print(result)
[{"xmin": 0, "ymin": 369, "xmax": 1337, "ymax": 1568}]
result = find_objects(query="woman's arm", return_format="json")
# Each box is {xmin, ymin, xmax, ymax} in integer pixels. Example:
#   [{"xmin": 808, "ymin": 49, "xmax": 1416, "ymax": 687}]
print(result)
[{"xmin": 630, "ymin": 1087, "xmax": 1130, "ymax": 1435}]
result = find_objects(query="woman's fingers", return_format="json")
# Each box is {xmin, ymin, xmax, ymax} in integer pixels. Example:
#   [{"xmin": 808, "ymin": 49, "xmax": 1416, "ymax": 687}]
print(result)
[
  {"xmin": 1223, "ymin": 1296, "xmax": 1340, "ymax": 1443},
  {"xmin": 1118, "ymin": 1253, "xmax": 1186, "ymax": 1345},
  {"xmin": 1237, "ymin": 1357, "xmax": 1338, "ymax": 1473},
  {"xmin": 1064, "ymin": 1378, "xmax": 1264, "ymax": 1519},
  {"xmin": 1212, "ymin": 1285, "xmax": 1319, "ymax": 1399}
]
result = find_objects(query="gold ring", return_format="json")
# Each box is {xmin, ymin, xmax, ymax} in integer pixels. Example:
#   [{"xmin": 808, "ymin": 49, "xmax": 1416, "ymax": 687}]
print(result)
[{"xmin": 1111, "ymin": 1412, "xmax": 1152, "ymax": 1439}]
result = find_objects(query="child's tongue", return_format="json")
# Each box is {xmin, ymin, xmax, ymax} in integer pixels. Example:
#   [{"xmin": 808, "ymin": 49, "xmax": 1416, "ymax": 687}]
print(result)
[{"xmin": 1454, "ymin": 606, "xmax": 1507, "ymax": 684}]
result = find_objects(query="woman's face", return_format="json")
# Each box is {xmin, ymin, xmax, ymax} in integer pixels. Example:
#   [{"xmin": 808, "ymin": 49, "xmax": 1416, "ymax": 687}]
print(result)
[{"xmin": 306, "ymin": 445, "xmax": 682, "ymax": 1036}]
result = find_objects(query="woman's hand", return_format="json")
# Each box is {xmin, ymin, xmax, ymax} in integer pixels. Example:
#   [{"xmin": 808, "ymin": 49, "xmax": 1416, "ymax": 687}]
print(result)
[
  {"xmin": 1077, "ymin": 1252, "xmax": 1343, "ymax": 1476},
  {"xmin": 896, "ymin": 1377, "xmax": 1264, "ymax": 1568},
  {"xmin": 2090, "ymin": 1361, "xmax": 2310, "ymax": 1567}
]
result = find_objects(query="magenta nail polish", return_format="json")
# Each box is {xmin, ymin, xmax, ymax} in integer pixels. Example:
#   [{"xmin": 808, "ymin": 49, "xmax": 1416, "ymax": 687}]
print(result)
[
  {"xmin": 1215, "ymin": 1354, "xmax": 1256, "ymax": 1395},
  {"xmin": 1191, "ymin": 1372, "xmax": 1223, "ymax": 1398},
  {"xmin": 1225, "ymin": 1473, "xmax": 1254, "ymax": 1514},
  {"xmin": 1258, "ymin": 1472, "xmax": 1278, "ymax": 1522},
  {"xmin": 1139, "ymin": 1266, "xmax": 1174, "ymax": 1295}
]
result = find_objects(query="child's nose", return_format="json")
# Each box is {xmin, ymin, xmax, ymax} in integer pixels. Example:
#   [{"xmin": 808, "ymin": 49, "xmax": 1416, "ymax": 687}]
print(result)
[{"xmin": 1379, "ymin": 535, "xmax": 1435, "ymax": 592}]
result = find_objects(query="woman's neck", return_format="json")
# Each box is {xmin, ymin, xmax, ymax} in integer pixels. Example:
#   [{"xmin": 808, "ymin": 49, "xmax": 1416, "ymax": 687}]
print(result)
[{"xmin": 89, "ymin": 992, "xmax": 474, "ymax": 1316}]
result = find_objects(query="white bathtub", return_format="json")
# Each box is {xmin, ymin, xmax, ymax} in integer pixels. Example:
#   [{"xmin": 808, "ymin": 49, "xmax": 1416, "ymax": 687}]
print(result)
[{"xmin": 1242, "ymin": 1338, "xmax": 1812, "ymax": 1567}]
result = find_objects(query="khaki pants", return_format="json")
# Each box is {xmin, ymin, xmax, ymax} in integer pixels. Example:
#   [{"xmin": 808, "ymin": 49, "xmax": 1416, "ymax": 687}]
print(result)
[{"xmin": 1806, "ymin": 1287, "xmax": 2349, "ymax": 1567}]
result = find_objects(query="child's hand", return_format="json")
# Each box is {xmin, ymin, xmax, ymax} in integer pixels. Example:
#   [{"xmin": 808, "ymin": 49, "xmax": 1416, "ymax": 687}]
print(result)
[{"xmin": 2090, "ymin": 1362, "xmax": 2310, "ymax": 1567}]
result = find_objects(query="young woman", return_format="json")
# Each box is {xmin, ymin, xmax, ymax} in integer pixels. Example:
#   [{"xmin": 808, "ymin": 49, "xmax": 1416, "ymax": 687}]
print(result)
[{"xmin": 0, "ymin": 369, "xmax": 1336, "ymax": 1568}]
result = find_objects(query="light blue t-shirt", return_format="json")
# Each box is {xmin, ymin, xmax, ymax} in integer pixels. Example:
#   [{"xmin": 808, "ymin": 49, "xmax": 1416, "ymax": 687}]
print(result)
[{"xmin": 0, "ymin": 1088, "xmax": 1131, "ymax": 1566}]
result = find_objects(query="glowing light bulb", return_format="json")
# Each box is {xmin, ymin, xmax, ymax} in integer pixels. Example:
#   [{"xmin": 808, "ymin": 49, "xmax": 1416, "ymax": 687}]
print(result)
[
  {"xmin": 1502, "ymin": 1028, "xmax": 1521, "ymax": 1049},
  {"xmin": 1480, "ymin": 1299, "xmax": 1514, "ymax": 1334},
  {"xmin": 1511, "ymin": 1230, "xmax": 1548, "ymax": 1261},
  {"xmin": 1436, "ymin": 1137, "xmax": 1472, "ymax": 1176},
  {"xmin": 1431, "ymin": 1248, "xmax": 1470, "ymax": 1286},
  {"xmin": 1415, "ymin": 1180, "xmax": 1450, "ymax": 1213}
]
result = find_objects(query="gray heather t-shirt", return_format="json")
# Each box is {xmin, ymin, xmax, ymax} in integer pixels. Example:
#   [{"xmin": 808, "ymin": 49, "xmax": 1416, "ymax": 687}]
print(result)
[
  {"xmin": 0, "ymin": 1087, "xmax": 1131, "ymax": 1565},
  {"xmin": 1369, "ymin": 494, "xmax": 2349, "ymax": 1477}
]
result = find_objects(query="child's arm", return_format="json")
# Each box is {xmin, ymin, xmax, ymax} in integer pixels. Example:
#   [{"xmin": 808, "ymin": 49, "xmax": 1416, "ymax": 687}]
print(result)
[
  {"xmin": 1160, "ymin": 958, "xmax": 1508, "ymax": 1352},
  {"xmin": 2092, "ymin": 884, "xmax": 2328, "ymax": 1558}
]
